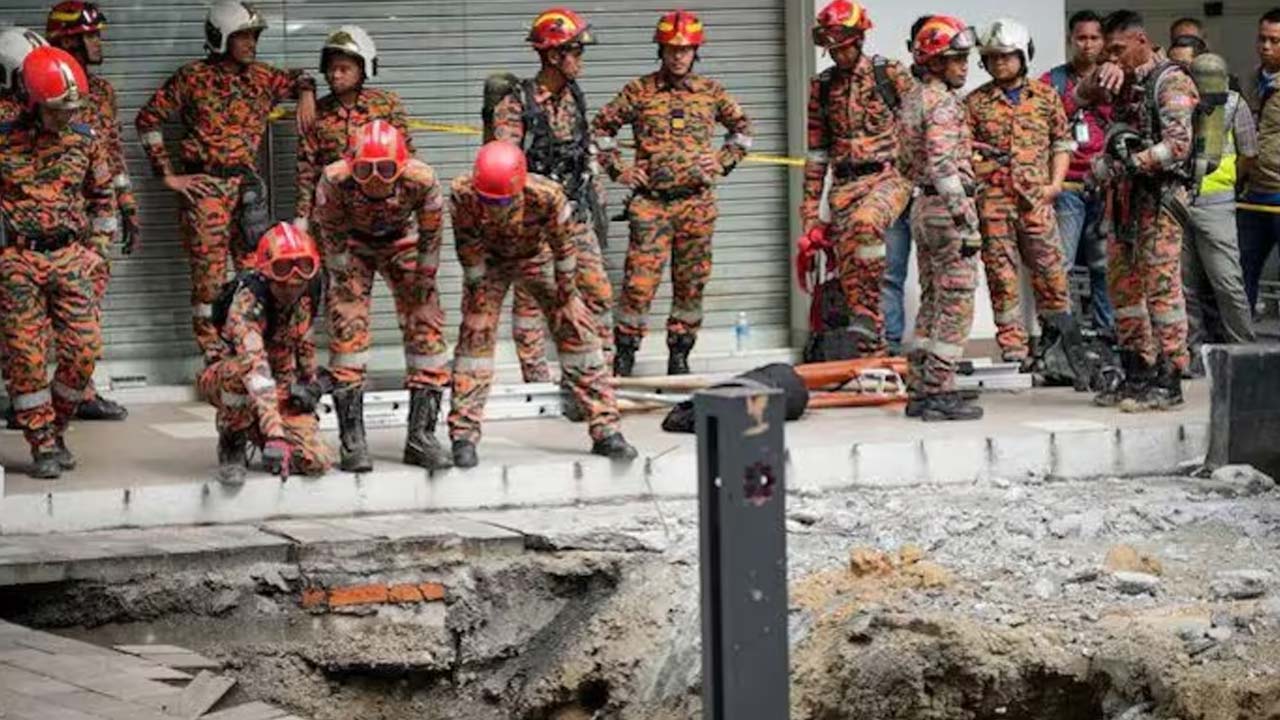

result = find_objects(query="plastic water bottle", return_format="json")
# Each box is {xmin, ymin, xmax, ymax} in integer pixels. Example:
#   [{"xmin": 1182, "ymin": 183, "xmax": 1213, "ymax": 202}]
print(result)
[{"xmin": 734, "ymin": 311, "xmax": 750, "ymax": 355}]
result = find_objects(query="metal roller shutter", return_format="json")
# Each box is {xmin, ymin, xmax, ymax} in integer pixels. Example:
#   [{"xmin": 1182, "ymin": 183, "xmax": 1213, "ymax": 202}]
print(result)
[{"xmin": 2, "ymin": 0, "xmax": 792, "ymax": 385}]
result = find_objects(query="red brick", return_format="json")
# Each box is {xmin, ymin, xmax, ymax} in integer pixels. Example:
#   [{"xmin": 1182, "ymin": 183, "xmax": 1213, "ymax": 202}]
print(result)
[
  {"xmin": 388, "ymin": 584, "xmax": 424, "ymax": 604},
  {"xmin": 329, "ymin": 583, "xmax": 389, "ymax": 607},
  {"xmin": 419, "ymin": 582, "xmax": 446, "ymax": 602},
  {"xmin": 300, "ymin": 587, "xmax": 327, "ymax": 609}
]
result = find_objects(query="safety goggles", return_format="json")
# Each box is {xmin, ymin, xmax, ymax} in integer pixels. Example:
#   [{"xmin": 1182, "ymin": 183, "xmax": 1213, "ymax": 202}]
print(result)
[
  {"xmin": 476, "ymin": 193, "xmax": 515, "ymax": 207},
  {"xmin": 352, "ymin": 159, "xmax": 402, "ymax": 184},
  {"xmin": 264, "ymin": 255, "xmax": 319, "ymax": 282}
]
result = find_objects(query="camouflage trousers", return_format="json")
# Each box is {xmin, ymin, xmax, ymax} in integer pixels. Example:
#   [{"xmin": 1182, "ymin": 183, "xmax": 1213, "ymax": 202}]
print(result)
[
  {"xmin": 978, "ymin": 190, "xmax": 1071, "ymax": 360},
  {"xmin": 180, "ymin": 175, "xmax": 253, "ymax": 360},
  {"xmin": 828, "ymin": 170, "xmax": 913, "ymax": 356},
  {"xmin": 1109, "ymin": 196, "xmax": 1189, "ymax": 369},
  {"xmin": 323, "ymin": 232, "xmax": 450, "ymax": 392},
  {"xmin": 450, "ymin": 247, "xmax": 620, "ymax": 445},
  {"xmin": 0, "ymin": 244, "xmax": 102, "ymax": 452},
  {"xmin": 616, "ymin": 189, "xmax": 717, "ymax": 340},
  {"xmin": 512, "ymin": 216, "xmax": 615, "ymax": 381},
  {"xmin": 197, "ymin": 361, "xmax": 333, "ymax": 476},
  {"xmin": 909, "ymin": 196, "xmax": 979, "ymax": 396}
]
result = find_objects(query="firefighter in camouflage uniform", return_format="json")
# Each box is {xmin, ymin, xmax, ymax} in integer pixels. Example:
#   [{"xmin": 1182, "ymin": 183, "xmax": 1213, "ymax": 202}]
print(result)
[
  {"xmin": 592, "ymin": 10, "xmax": 754, "ymax": 376},
  {"xmin": 796, "ymin": 0, "xmax": 914, "ymax": 358},
  {"xmin": 46, "ymin": 0, "xmax": 138, "ymax": 421},
  {"xmin": 1080, "ymin": 11, "xmax": 1197, "ymax": 411},
  {"xmin": 295, "ymin": 25, "xmax": 413, "ymax": 231},
  {"xmin": 900, "ymin": 15, "xmax": 984, "ymax": 421},
  {"xmin": 967, "ymin": 19, "xmax": 1097, "ymax": 389},
  {"xmin": 198, "ymin": 222, "xmax": 333, "ymax": 485},
  {"xmin": 447, "ymin": 142, "xmax": 637, "ymax": 468},
  {"xmin": 315, "ymin": 120, "xmax": 452, "ymax": 473},
  {"xmin": 135, "ymin": 0, "xmax": 316, "ymax": 361},
  {"xmin": 489, "ymin": 7, "xmax": 614, "ymax": 419},
  {"xmin": 0, "ymin": 47, "xmax": 113, "ymax": 478}
]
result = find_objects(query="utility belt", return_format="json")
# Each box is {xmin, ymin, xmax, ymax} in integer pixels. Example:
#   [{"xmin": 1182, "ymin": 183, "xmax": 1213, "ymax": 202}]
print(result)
[
  {"xmin": 638, "ymin": 185, "xmax": 708, "ymax": 203},
  {"xmin": 917, "ymin": 183, "xmax": 976, "ymax": 198},
  {"xmin": 350, "ymin": 226, "xmax": 408, "ymax": 244},
  {"xmin": 832, "ymin": 160, "xmax": 888, "ymax": 181},
  {"xmin": 8, "ymin": 228, "xmax": 82, "ymax": 253}
]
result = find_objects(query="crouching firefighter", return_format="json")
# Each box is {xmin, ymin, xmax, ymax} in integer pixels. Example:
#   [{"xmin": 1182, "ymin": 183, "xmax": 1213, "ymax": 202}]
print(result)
[
  {"xmin": 1080, "ymin": 11, "xmax": 1204, "ymax": 411},
  {"xmin": 315, "ymin": 120, "xmax": 452, "ymax": 472},
  {"xmin": 484, "ymin": 7, "xmax": 615, "ymax": 419},
  {"xmin": 198, "ymin": 222, "xmax": 334, "ymax": 484},
  {"xmin": 448, "ymin": 142, "xmax": 637, "ymax": 468}
]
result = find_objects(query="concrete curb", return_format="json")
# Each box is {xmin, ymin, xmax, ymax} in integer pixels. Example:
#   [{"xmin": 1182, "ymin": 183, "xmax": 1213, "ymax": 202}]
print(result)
[{"xmin": 0, "ymin": 420, "xmax": 1209, "ymax": 536}]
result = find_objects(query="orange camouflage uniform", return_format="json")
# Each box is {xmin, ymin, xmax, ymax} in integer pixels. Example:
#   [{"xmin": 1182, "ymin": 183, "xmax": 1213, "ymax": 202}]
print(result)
[
  {"xmin": 966, "ymin": 78, "xmax": 1075, "ymax": 360},
  {"xmin": 0, "ymin": 114, "xmax": 112, "ymax": 453},
  {"xmin": 592, "ymin": 71, "xmax": 752, "ymax": 344},
  {"xmin": 136, "ymin": 59, "xmax": 314, "ymax": 359},
  {"xmin": 491, "ymin": 77, "xmax": 615, "ymax": 380},
  {"xmin": 197, "ymin": 277, "xmax": 333, "ymax": 475},
  {"xmin": 448, "ymin": 173, "xmax": 621, "ymax": 445},
  {"xmin": 0, "ymin": 92, "xmax": 23, "ymax": 122},
  {"xmin": 295, "ymin": 88, "xmax": 414, "ymax": 224},
  {"xmin": 803, "ymin": 56, "xmax": 915, "ymax": 356},
  {"xmin": 314, "ymin": 157, "xmax": 449, "ymax": 393}
]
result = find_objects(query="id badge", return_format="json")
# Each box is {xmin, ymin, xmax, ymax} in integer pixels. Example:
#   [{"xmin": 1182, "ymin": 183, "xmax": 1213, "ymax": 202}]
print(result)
[{"xmin": 1073, "ymin": 120, "xmax": 1090, "ymax": 145}]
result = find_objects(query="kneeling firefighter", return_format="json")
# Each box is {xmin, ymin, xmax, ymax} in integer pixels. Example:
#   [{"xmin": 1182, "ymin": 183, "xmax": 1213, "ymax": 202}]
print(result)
[{"xmin": 199, "ymin": 222, "xmax": 334, "ymax": 484}]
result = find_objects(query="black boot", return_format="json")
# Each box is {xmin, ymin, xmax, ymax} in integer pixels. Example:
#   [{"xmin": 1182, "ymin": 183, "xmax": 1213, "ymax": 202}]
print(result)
[
  {"xmin": 920, "ymin": 392, "xmax": 984, "ymax": 422},
  {"xmin": 452, "ymin": 439, "xmax": 479, "ymax": 469},
  {"xmin": 53, "ymin": 437, "xmax": 76, "ymax": 470},
  {"xmin": 1093, "ymin": 349, "xmax": 1135, "ymax": 407},
  {"xmin": 591, "ymin": 432, "xmax": 638, "ymax": 461},
  {"xmin": 667, "ymin": 334, "xmax": 695, "ymax": 376},
  {"xmin": 75, "ymin": 395, "xmax": 128, "ymax": 421},
  {"xmin": 404, "ymin": 388, "xmax": 452, "ymax": 470},
  {"xmin": 333, "ymin": 385, "xmax": 373, "ymax": 473},
  {"xmin": 30, "ymin": 450, "xmax": 61, "ymax": 480},
  {"xmin": 614, "ymin": 331, "xmax": 639, "ymax": 377},
  {"xmin": 215, "ymin": 429, "xmax": 247, "ymax": 485},
  {"xmin": 1124, "ymin": 355, "xmax": 1184, "ymax": 412},
  {"xmin": 1041, "ymin": 312, "xmax": 1099, "ymax": 392}
]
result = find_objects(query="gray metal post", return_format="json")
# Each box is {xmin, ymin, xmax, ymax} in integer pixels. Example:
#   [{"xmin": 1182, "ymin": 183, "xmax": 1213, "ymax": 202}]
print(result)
[{"xmin": 696, "ymin": 386, "xmax": 789, "ymax": 720}]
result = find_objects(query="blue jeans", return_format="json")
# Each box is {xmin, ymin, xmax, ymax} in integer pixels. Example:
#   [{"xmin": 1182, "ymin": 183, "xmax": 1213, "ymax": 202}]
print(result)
[
  {"xmin": 1055, "ymin": 189, "xmax": 1115, "ymax": 334},
  {"xmin": 1238, "ymin": 205, "xmax": 1280, "ymax": 309},
  {"xmin": 881, "ymin": 211, "xmax": 912, "ymax": 349}
]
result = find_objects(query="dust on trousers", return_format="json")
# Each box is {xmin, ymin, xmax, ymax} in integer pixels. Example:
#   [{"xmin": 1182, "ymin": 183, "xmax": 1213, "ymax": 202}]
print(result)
[
  {"xmin": 197, "ymin": 360, "xmax": 332, "ymax": 475},
  {"xmin": 827, "ymin": 170, "xmax": 912, "ymax": 356},
  {"xmin": 978, "ymin": 189, "xmax": 1072, "ymax": 359},
  {"xmin": 615, "ymin": 190, "xmax": 717, "ymax": 341},
  {"xmin": 183, "ymin": 175, "xmax": 259, "ymax": 359},
  {"xmin": 450, "ymin": 248, "xmax": 620, "ymax": 445},
  {"xmin": 511, "ymin": 216, "xmax": 615, "ymax": 380},
  {"xmin": 0, "ymin": 245, "xmax": 102, "ymax": 452},
  {"xmin": 909, "ymin": 197, "xmax": 979, "ymax": 396},
  {"xmin": 1109, "ymin": 197, "xmax": 1189, "ymax": 370},
  {"xmin": 324, "ymin": 235, "xmax": 450, "ymax": 392}
]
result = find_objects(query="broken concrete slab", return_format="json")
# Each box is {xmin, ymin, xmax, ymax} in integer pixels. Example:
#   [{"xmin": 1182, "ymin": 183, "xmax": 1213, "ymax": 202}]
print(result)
[{"xmin": 170, "ymin": 670, "xmax": 236, "ymax": 718}]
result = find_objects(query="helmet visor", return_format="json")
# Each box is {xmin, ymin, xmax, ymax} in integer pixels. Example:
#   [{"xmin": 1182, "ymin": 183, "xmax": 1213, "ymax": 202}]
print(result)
[{"xmin": 948, "ymin": 27, "xmax": 977, "ymax": 54}]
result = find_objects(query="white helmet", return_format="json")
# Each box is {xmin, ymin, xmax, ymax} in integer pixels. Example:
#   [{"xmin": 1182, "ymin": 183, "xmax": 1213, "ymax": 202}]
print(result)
[
  {"xmin": 0, "ymin": 27, "xmax": 48, "ymax": 93},
  {"xmin": 321, "ymin": 25, "xmax": 377, "ymax": 79},
  {"xmin": 978, "ymin": 18, "xmax": 1035, "ymax": 66},
  {"xmin": 205, "ymin": 0, "xmax": 267, "ymax": 55}
]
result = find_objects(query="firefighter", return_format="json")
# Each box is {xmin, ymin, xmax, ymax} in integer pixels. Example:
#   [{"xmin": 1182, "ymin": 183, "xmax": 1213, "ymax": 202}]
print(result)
[
  {"xmin": 295, "ymin": 25, "xmax": 413, "ymax": 231},
  {"xmin": 900, "ymin": 15, "xmax": 984, "ymax": 421},
  {"xmin": 592, "ymin": 10, "xmax": 754, "ymax": 376},
  {"xmin": 135, "ymin": 0, "xmax": 316, "ymax": 362},
  {"xmin": 1081, "ymin": 11, "xmax": 1197, "ymax": 410},
  {"xmin": 0, "ymin": 46, "xmax": 113, "ymax": 478},
  {"xmin": 0, "ymin": 27, "xmax": 46, "ymax": 121},
  {"xmin": 46, "ymin": 0, "xmax": 137, "ymax": 421},
  {"xmin": 198, "ymin": 222, "xmax": 333, "ymax": 485},
  {"xmin": 796, "ymin": 0, "xmax": 914, "ymax": 358},
  {"xmin": 967, "ymin": 19, "xmax": 1097, "ymax": 389},
  {"xmin": 448, "ymin": 141, "xmax": 637, "ymax": 468},
  {"xmin": 314, "ymin": 121, "xmax": 451, "ymax": 472},
  {"xmin": 490, "ymin": 7, "xmax": 614, "ymax": 419}
]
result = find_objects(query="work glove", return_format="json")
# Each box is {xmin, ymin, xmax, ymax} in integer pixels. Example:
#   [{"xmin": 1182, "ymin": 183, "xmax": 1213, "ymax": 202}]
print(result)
[
  {"xmin": 121, "ymin": 212, "xmax": 141, "ymax": 255},
  {"xmin": 262, "ymin": 439, "xmax": 292, "ymax": 480},
  {"xmin": 795, "ymin": 224, "xmax": 832, "ymax": 293}
]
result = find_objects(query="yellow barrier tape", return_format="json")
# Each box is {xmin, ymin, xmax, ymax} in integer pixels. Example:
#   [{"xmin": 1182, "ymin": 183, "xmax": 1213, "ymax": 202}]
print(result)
[{"xmin": 1237, "ymin": 202, "xmax": 1280, "ymax": 215}]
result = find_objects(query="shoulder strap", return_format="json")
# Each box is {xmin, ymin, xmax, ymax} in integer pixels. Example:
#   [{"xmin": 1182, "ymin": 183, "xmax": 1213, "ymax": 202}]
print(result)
[
  {"xmin": 817, "ymin": 67, "xmax": 836, "ymax": 130},
  {"xmin": 871, "ymin": 56, "xmax": 900, "ymax": 110},
  {"xmin": 567, "ymin": 79, "xmax": 589, "ymax": 146},
  {"xmin": 1049, "ymin": 64, "xmax": 1070, "ymax": 96},
  {"xmin": 521, "ymin": 77, "xmax": 548, "ymax": 153}
]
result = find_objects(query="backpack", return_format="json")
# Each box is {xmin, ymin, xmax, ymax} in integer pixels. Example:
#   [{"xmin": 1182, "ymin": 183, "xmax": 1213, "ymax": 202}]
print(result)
[
  {"xmin": 817, "ymin": 55, "xmax": 901, "ymax": 129},
  {"xmin": 211, "ymin": 271, "xmax": 322, "ymax": 342},
  {"xmin": 802, "ymin": 275, "xmax": 861, "ymax": 363},
  {"xmin": 1143, "ymin": 56, "xmax": 1230, "ymax": 191}
]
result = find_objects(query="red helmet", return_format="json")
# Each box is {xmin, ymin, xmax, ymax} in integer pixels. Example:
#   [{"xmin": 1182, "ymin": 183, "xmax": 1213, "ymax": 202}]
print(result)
[
  {"xmin": 254, "ymin": 222, "xmax": 320, "ymax": 283},
  {"xmin": 350, "ymin": 119, "xmax": 409, "ymax": 184},
  {"xmin": 654, "ymin": 10, "xmax": 704, "ymax": 47},
  {"xmin": 46, "ymin": 1, "xmax": 106, "ymax": 41},
  {"xmin": 813, "ymin": 1, "xmax": 872, "ymax": 49},
  {"xmin": 473, "ymin": 141, "xmax": 528, "ymax": 202},
  {"xmin": 528, "ymin": 8, "xmax": 596, "ymax": 50},
  {"xmin": 22, "ymin": 46, "xmax": 87, "ymax": 110},
  {"xmin": 912, "ymin": 15, "xmax": 976, "ymax": 65}
]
